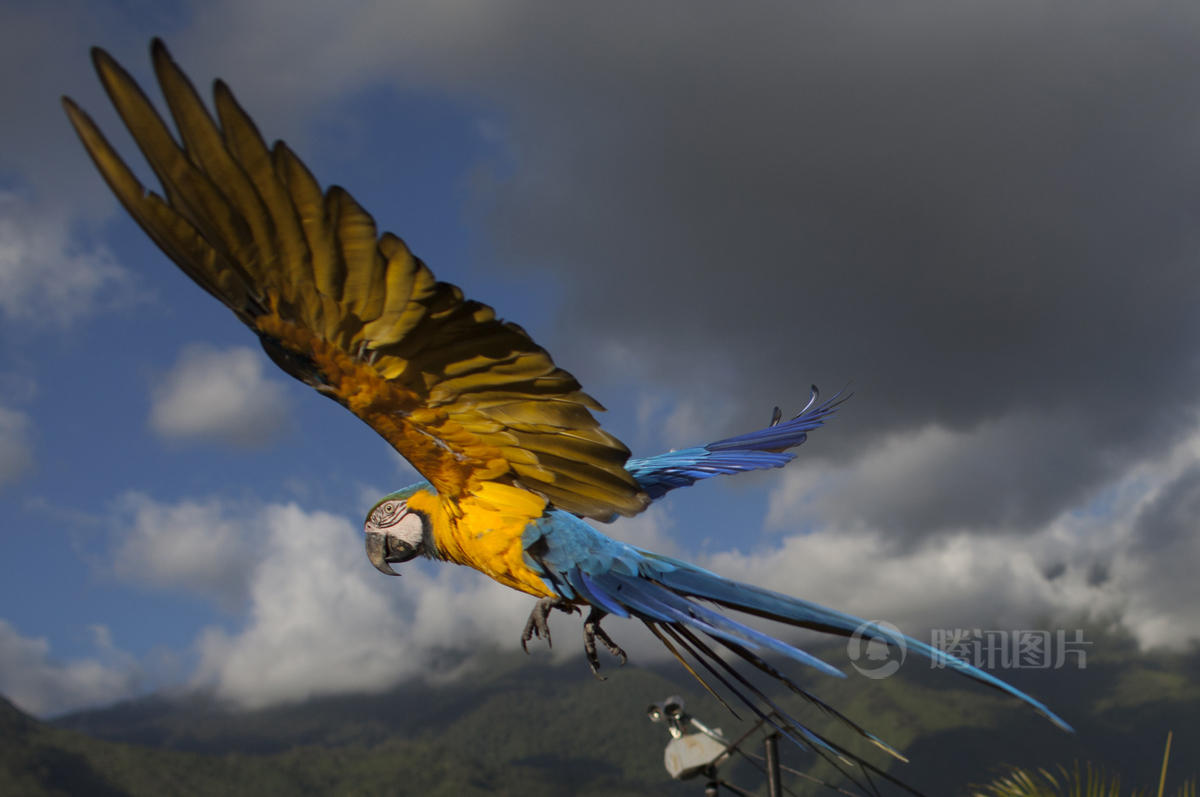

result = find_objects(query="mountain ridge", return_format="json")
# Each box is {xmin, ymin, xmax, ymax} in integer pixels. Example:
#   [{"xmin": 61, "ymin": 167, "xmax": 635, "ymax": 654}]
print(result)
[{"xmin": 2, "ymin": 634, "xmax": 1196, "ymax": 795}]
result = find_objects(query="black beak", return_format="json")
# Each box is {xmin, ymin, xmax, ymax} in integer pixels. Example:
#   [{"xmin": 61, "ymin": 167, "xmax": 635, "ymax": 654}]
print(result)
[{"xmin": 365, "ymin": 530, "xmax": 419, "ymax": 576}]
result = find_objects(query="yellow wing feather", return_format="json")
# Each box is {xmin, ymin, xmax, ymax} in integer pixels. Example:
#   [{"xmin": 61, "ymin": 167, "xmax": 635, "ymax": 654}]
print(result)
[{"xmin": 64, "ymin": 39, "xmax": 648, "ymax": 521}]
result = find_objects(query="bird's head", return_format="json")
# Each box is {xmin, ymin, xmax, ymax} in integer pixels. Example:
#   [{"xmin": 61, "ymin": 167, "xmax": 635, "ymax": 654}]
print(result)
[{"xmin": 364, "ymin": 484, "xmax": 433, "ymax": 576}]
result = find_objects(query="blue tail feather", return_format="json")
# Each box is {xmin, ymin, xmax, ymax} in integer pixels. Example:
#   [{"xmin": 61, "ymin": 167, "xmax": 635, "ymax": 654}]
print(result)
[
  {"xmin": 528, "ymin": 488, "xmax": 1071, "ymax": 794},
  {"xmin": 599, "ymin": 570, "xmax": 846, "ymax": 678},
  {"xmin": 707, "ymin": 386, "xmax": 849, "ymax": 452},
  {"xmin": 571, "ymin": 568, "xmax": 630, "ymax": 618},
  {"xmin": 626, "ymin": 386, "xmax": 850, "ymax": 501},
  {"xmin": 641, "ymin": 555, "xmax": 1074, "ymax": 732}
]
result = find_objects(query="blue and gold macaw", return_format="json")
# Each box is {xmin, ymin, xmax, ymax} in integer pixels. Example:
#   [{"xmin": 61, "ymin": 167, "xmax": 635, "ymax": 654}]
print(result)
[{"xmin": 65, "ymin": 40, "xmax": 1069, "ymax": 791}]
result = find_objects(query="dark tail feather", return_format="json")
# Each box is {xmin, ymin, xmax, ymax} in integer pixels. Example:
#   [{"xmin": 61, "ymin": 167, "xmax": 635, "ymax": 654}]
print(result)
[
  {"xmin": 652, "ymin": 620, "xmax": 928, "ymax": 797},
  {"xmin": 710, "ymin": 632, "xmax": 907, "ymax": 763},
  {"xmin": 643, "ymin": 620, "xmax": 742, "ymax": 720},
  {"xmin": 654, "ymin": 622, "xmax": 877, "ymax": 796}
]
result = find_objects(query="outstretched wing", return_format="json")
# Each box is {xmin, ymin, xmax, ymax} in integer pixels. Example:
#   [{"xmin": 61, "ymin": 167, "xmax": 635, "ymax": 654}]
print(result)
[
  {"xmin": 626, "ymin": 387, "xmax": 848, "ymax": 500},
  {"xmin": 63, "ymin": 40, "xmax": 647, "ymax": 520}
]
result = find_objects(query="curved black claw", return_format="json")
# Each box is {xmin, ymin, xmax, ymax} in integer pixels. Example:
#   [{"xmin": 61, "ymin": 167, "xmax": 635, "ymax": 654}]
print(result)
[
  {"xmin": 583, "ymin": 607, "xmax": 628, "ymax": 680},
  {"xmin": 521, "ymin": 597, "xmax": 577, "ymax": 652}
]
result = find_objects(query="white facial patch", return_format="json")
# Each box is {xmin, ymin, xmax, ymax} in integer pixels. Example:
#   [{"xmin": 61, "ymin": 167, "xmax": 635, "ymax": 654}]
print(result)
[{"xmin": 390, "ymin": 511, "xmax": 425, "ymax": 547}]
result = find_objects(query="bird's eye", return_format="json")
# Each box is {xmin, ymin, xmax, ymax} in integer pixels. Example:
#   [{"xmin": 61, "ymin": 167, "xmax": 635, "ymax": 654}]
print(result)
[{"xmin": 372, "ymin": 501, "xmax": 404, "ymax": 528}]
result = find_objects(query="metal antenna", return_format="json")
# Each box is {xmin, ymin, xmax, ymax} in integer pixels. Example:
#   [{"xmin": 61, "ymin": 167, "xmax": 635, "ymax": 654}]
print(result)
[
  {"xmin": 646, "ymin": 696, "xmax": 867, "ymax": 796},
  {"xmin": 646, "ymin": 694, "xmax": 786, "ymax": 795}
]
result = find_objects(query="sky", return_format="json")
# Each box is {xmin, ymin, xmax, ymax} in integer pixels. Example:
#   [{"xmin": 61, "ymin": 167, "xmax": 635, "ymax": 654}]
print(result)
[{"xmin": 2, "ymin": 0, "xmax": 1200, "ymax": 719}]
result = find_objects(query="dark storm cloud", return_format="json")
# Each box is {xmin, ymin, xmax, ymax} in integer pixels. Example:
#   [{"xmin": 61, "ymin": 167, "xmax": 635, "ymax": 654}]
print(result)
[
  {"xmin": 769, "ymin": 408, "xmax": 1139, "ymax": 538},
  {"xmin": 1134, "ymin": 462, "xmax": 1200, "ymax": 556},
  {"xmin": 1121, "ymin": 461, "xmax": 1200, "ymax": 632},
  {"xmin": 454, "ymin": 1, "xmax": 1200, "ymax": 535},
  {"xmin": 122, "ymin": 0, "xmax": 1200, "ymax": 538}
]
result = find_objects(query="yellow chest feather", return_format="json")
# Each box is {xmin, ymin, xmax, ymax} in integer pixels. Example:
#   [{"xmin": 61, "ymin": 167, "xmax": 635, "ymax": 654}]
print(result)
[{"xmin": 406, "ymin": 484, "xmax": 554, "ymax": 598}]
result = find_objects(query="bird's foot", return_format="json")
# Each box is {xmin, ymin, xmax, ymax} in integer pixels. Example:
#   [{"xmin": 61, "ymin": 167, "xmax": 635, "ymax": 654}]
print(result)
[
  {"xmin": 521, "ymin": 597, "xmax": 578, "ymax": 652},
  {"xmin": 584, "ymin": 607, "xmax": 628, "ymax": 680}
]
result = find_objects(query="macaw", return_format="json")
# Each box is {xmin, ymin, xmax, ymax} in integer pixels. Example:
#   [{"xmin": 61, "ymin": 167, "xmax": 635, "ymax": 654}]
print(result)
[{"xmin": 64, "ymin": 40, "xmax": 1069, "ymax": 792}]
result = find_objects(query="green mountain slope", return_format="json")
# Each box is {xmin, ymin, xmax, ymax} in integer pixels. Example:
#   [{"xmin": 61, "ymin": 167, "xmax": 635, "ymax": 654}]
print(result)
[
  {"xmin": 6, "ymin": 655, "xmax": 739, "ymax": 796},
  {"xmin": 1, "ymin": 631, "xmax": 1195, "ymax": 795}
]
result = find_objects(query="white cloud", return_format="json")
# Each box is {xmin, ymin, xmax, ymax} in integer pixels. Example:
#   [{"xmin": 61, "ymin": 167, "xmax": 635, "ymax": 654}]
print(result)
[
  {"xmin": 189, "ymin": 502, "xmax": 533, "ymax": 708},
  {"xmin": 0, "ymin": 192, "xmax": 130, "ymax": 326},
  {"xmin": 765, "ymin": 407, "xmax": 1149, "ymax": 539},
  {"xmin": 110, "ymin": 492, "xmax": 257, "ymax": 610},
  {"xmin": 103, "ymin": 453, "xmax": 1200, "ymax": 716},
  {"xmin": 704, "ymin": 522, "xmax": 1110, "ymax": 642},
  {"xmin": 99, "ymin": 489, "xmax": 662, "ymax": 710},
  {"xmin": 0, "ymin": 405, "xmax": 32, "ymax": 486},
  {"xmin": 149, "ymin": 344, "xmax": 290, "ymax": 447},
  {"xmin": 94, "ymin": 413, "xmax": 1200, "ymax": 712},
  {"xmin": 137, "ymin": 413, "xmax": 1200, "ymax": 712},
  {"xmin": 0, "ymin": 620, "xmax": 140, "ymax": 717},
  {"xmin": 713, "ymin": 419, "xmax": 1200, "ymax": 651}
]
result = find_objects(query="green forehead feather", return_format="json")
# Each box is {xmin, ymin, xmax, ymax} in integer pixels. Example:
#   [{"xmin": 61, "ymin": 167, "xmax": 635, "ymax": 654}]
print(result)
[{"xmin": 367, "ymin": 482, "xmax": 435, "ymax": 515}]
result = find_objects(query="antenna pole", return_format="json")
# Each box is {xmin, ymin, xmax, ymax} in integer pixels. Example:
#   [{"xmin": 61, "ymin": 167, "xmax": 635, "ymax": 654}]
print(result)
[{"xmin": 764, "ymin": 732, "xmax": 782, "ymax": 797}]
